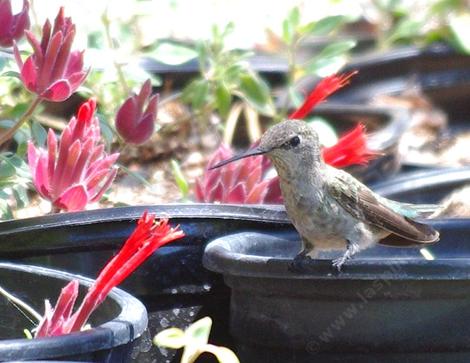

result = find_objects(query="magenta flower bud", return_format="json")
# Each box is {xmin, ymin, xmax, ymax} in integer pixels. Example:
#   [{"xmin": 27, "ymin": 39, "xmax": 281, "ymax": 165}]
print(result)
[
  {"xmin": 28, "ymin": 99, "xmax": 119, "ymax": 212},
  {"xmin": 115, "ymin": 79, "xmax": 158, "ymax": 145},
  {"xmin": 0, "ymin": 0, "xmax": 30, "ymax": 48},
  {"xmin": 13, "ymin": 7, "xmax": 87, "ymax": 102}
]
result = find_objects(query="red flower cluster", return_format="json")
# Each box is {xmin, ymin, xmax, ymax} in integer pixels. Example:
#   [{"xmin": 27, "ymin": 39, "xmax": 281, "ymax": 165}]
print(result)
[
  {"xmin": 28, "ymin": 99, "xmax": 119, "ymax": 211},
  {"xmin": 195, "ymin": 144, "xmax": 281, "ymax": 204},
  {"xmin": 14, "ymin": 7, "xmax": 87, "ymax": 102},
  {"xmin": 35, "ymin": 212, "xmax": 185, "ymax": 337}
]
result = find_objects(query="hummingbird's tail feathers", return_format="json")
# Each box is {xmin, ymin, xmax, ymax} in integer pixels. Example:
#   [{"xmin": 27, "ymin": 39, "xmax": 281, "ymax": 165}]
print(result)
[{"xmin": 379, "ymin": 223, "xmax": 440, "ymax": 247}]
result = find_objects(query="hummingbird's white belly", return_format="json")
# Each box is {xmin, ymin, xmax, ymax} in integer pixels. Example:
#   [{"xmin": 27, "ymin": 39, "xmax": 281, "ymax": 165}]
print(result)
[{"xmin": 282, "ymin": 183, "xmax": 377, "ymax": 253}]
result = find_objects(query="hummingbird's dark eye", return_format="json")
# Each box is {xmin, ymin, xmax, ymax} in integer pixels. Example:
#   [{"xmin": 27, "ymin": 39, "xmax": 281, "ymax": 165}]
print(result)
[{"xmin": 290, "ymin": 136, "xmax": 300, "ymax": 147}]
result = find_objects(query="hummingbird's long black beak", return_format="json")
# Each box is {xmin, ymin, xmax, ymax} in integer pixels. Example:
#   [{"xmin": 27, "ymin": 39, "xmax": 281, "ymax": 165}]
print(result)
[{"xmin": 209, "ymin": 147, "xmax": 267, "ymax": 170}]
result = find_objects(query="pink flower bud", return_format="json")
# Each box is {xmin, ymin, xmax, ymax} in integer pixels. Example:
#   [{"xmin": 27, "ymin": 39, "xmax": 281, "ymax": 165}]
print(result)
[
  {"xmin": 116, "ymin": 79, "xmax": 158, "ymax": 145},
  {"xmin": 0, "ymin": 0, "xmax": 30, "ymax": 47},
  {"xmin": 13, "ymin": 7, "xmax": 87, "ymax": 102}
]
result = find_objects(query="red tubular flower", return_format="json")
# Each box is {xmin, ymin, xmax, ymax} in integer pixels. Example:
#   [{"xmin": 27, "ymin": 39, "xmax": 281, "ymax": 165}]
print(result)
[
  {"xmin": 115, "ymin": 79, "xmax": 158, "ymax": 145},
  {"xmin": 35, "ymin": 212, "xmax": 185, "ymax": 338},
  {"xmin": 0, "ymin": 0, "xmax": 30, "ymax": 47},
  {"xmin": 195, "ymin": 144, "xmax": 282, "ymax": 204},
  {"xmin": 27, "ymin": 99, "xmax": 119, "ymax": 212},
  {"xmin": 322, "ymin": 124, "xmax": 379, "ymax": 168},
  {"xmin": 13, "ymin": 7, "xmax": 87, "ymax": 102},
  {"xmin": 288, "ymin": 71, "xmax": 357, "ymax": 120}
]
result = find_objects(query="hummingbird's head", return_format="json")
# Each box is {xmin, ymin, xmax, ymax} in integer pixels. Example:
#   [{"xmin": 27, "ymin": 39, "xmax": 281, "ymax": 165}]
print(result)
[{"xmin": 210, "ymin": 120, "xmax": 322, "ymax": 174}]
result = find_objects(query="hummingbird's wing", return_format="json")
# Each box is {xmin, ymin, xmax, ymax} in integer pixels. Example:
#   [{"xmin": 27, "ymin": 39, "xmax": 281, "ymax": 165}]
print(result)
[{"xmin": 327, "ymin": 169, "xmax": 439, "ymax": 244}]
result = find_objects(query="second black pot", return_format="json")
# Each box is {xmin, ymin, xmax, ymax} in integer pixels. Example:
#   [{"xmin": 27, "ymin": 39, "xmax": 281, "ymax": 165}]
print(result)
[
  {"xmin": 204, "ymin": 217, "xmax": 470, "ymax": 363},
  {"xmin": 0, "ymin": 204, "xmax": 292, "ymax": 363}
]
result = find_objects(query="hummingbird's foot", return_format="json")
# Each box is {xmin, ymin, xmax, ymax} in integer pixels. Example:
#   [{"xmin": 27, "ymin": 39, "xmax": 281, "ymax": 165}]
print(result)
[
  {"xmin": 289, "ymin": 250, "xmax": 310, "ymax": 273},
  {"xmin": 332, "ymin": 255, "xmax": 347, "ymax": 272},
  {"xmin": 331, "ymin": 240, "xmax": 359, "ymax": 272}
]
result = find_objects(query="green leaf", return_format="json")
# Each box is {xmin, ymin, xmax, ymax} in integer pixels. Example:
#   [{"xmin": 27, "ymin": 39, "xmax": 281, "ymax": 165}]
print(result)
[
  {"xmin": 305, "ymin": 54, "xmax": 348, "ymax": 76},
  {"xmin": 387, "ymin": 18, "xmax": 424, "ymax": 43},
  {"xmin": 288, "ymin": 86, "xmax": 304, "ymax": 108},
  {"xmin": 13, "ymin": 186, "xmax": 28, "ymax": 209},
  {"xmin": 215, "ymin": 83, "xmax": 232, "ymax": 117},
  {"xmin": 0, "ymin": 159, "xmax": 16, "ymax": 179},
  {"xmin": 0, "ymin": 198, "xmax": 13, "ymax": 220},
  {"xmin": 31, "ymin": 122, "xmax": 47, "ymax": 147},
  {"xmin": 171, "ymin": 159, "xmax": 189, "ymax": 198},
  {"xmin": 16, "ymin": 141, "xmax": 27, "ymax": 158},
  {"xmin": 281, "ymin": 7, "xmax": 300, "ymax": 44},
  {"xmin": 449, "ymin": 14, "xmax": 470, "ymax": 54},
  {"xmin": 314, "ymin": 40, "xmax": 357, "ymax": 60},
  {"xmin": 301, "ymin": 15, "xmax": 348, "ymax": 36},
  {"xmin": 238, "ymin": 73, "xmax": 274, "ymax": 116},
  {"xmin": 185, "ymin": 79, "xmax": 210, "ymax": 110},
  {"xmin": 97, "ymin": 113, "xmax": 115, "ymax": 147},
  {"xmin": 0, "ymin": 56, "xmax": 8, "ymax": 72},
  {"xmin": 149, "ymin": 42, "xmax": 198, "ymax": 65},
  {"xmin": 186, "ymin": 317, "xmax": 212, "ymax": 345},
  {"xmin": 288, "ymin": 7, "xmax": 301, "ymax": 29},
  {"xmin": 153, "ymin": 327, "xmax": 186, "ymax": 349},
  {"xmin": 0, "ymin": 70, "xmax": 20, "ymax": 79}
]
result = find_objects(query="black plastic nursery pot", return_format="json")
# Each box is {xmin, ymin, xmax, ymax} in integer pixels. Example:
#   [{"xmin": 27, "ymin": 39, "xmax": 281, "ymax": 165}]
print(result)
[
  {"xmin": 372, "ymin": 166, "xmax": 470, "ymax": 204},
  {"xmin": 332, "ymin": 44, "xmax": 470, "ymax": 114},
  {"xmin": 140, "ymin": 53, "xmax": 288, "ymax": 89},
  {"xmin": 0, "ymin": 204, "xmax": 292, "ymax": 362},
  {"xmin": 203, "ymin": 216, "xmax": 470, "ymax": 363},
  {"xmin": 309, "ymin": 103, "xmax": 408, "ymax": 183},
  {"xmin": 0, "ymin": 263, "xmax": 146, "ymax": 362}
]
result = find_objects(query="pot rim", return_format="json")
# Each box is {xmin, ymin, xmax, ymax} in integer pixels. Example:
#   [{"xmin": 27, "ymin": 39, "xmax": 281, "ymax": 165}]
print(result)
[
  {"xmin": 203, "ymin": 218, "xmax": 470, "ymax": 281},
  {"xmin": 372, "ymin": 166, "xmax": 470, "ymax": 195},
  {"xmin": 0, "ymin": 262, "xmax": 147, "ymax": 360}
]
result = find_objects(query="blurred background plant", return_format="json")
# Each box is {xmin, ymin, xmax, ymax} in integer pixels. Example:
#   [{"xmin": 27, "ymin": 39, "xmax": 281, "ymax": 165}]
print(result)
[
  {"xmin": 0, "ymin": 0, "xmax": 468, "ymax": 218},
  {"xmin": 364, "ymin": 0, "xmax": 470, "ymax": 53}
]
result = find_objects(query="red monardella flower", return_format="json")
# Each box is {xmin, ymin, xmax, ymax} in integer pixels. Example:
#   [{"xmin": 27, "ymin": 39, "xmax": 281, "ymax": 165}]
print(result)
[
  {"xmin": 115, "ymin": 79, "xmax": 158, "ymax": 145},
  {"xmin": 35, "ymin": 212, "xmax": 185, "ymax": 337},
  {"xmin": 322, "ymin": 124, "xmax": 378, "ymax": 167},
  {"xmin": 28, "ymin": 99, "xmax": 119, "ymax": 212},
  {"xmin": 195, "ymin": 143, "xmax": 282, "ymax": 204},
  {"xmin": 13, "ymin": 7, "xmax": 87, "ymax": 102},
  {"xmin": 0, "ymin": 0, "xmax": 30, "ymax": 47},
  {"xmin": 288, "ymin": 71, "xmax": 357, "ymax": 119}
]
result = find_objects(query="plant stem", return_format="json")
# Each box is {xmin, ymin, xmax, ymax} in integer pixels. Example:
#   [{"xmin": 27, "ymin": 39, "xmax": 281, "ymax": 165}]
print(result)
[
  {"xmin": 102, "ymin": 10, "xmax": 130, "ymax": 96},
  {"xmin": 280, "ymin": 36, "xmax": 299, "ymax": 120},
  {"xmin": 0, "ymin": 96, "xmax": 41, "ymax": 147}
]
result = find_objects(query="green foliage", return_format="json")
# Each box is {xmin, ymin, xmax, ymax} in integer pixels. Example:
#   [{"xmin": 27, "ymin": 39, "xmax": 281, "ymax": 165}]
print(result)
[
  {"xmin": 154, "ymin": 317, "xmax": 239, "ymax": 363},
  {"xmin": 180, "ymin": 23, "xmax": 275, "ymax": 128},
  {"xmin": 0, "ymin": 152, "xmax": 31, "ymax": 219},
  {"xmin": 276, "ymin": 6, "xmax": 355, "ymax": 116},
  {"xmin": 376, "ymin": 0, "xmax": 470, "ymax": 53},
  {"xmin": 170, "ymin": 159, "xmax": 189, "ymax": 199}
]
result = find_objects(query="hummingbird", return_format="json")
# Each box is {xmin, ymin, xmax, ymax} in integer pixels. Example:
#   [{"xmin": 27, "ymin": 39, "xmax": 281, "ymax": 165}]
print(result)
[{"xmin": 210, "ymin": 120, "xmax": 440, "ymax": 271}]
